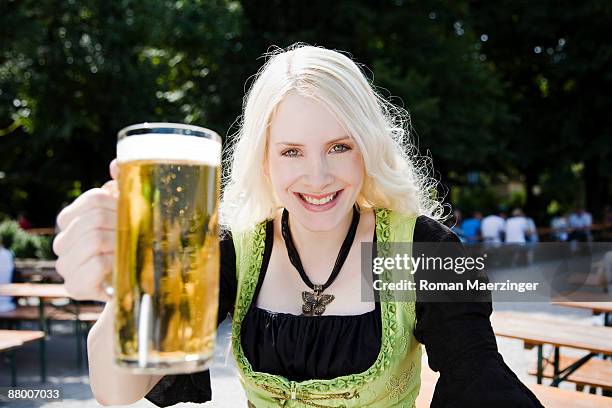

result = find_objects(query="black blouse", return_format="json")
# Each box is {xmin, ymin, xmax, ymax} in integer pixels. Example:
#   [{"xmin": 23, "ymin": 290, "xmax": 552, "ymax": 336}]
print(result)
[
  {"xmin": 241, "ymin": 216, "xmax": 382, "ymax": 381},
  {"xmin": 145, "ymin": 216, "xmax": 543, "ymax": 407}
]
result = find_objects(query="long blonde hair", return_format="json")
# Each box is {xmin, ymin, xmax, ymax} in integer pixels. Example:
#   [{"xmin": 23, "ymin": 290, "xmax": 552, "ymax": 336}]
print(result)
[{"xmin": 220, "ymin": 44, "xmax": 445, "ymax": 232}]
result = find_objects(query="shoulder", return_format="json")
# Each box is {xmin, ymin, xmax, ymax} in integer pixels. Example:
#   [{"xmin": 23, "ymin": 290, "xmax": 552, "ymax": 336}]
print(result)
[{"xmin": 414, "ymin": 215, "xmax": 461, "ymax": 243}]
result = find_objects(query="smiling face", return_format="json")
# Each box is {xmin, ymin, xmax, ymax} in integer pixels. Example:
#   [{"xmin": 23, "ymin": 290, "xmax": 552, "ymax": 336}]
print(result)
[{"xmin": 266, "ymin": 92, "xmax": 365, "ymax": 232}]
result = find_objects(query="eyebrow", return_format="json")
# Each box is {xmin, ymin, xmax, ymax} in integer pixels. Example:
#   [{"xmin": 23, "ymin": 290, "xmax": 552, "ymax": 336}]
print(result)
[{"xmin": 275, "ymin": 136, "xmax": 353, "ymax": 147}]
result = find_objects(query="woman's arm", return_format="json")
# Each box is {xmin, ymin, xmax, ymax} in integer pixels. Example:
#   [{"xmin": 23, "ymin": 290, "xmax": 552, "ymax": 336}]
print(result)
[
  {"xmin": 87, "ymin": 300, "xmax": 164, "ymax": 406},
  {"xmin": 413, "ymin": 216, "xmax": 543, "ymax": 407},
  {"xmin": 89, "ymin": 236, "xmax": 237, "ymax": 407}
]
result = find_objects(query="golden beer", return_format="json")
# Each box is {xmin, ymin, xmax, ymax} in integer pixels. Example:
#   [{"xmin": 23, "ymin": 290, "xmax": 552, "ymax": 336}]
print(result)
[{"xmin": 114, "ymin": 123, "xmax": 221, "ymax": 374}]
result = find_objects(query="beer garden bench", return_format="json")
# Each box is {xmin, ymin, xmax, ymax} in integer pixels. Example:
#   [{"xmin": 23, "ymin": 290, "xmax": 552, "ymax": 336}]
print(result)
[
  {"xmin": 0, "ymin": 302, "xmax": 104, "ymax": 371},
  {"xmin": 491, "ymin": 311, "xmax": 612, "ymax": 395},
  {"xmin": 529, "ymin": 354, "xmax": 612, "ymax": 394}
]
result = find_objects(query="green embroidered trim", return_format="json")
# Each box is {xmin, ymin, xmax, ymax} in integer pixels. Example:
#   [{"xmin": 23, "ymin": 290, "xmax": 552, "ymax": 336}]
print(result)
[{"xmin": 231, "ymin": 208, "xmax": 406, "ymax": 396}]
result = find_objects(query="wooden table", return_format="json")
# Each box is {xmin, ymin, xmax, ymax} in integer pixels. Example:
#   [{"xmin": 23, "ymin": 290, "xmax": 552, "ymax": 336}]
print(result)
[
  {"xmin": 0, "ymin": 283, "xmax": 68, "ymax": 298},
  {"xmin": 0, "ymin": 283, "xmax": 69, "ymax": 334},
  {"xmin": 417, "ymin": 364, "xmax": 612, "ymax": 408},
  {"xmin": 0, "ymin": 284, "xmax": 69, "ymax": 380},
  {"xmin": 0, "ymin": 330, "xmax": 45, "ymax": 386},
  {"xmin": 13, "ymin": 259, "xmax": 61, "ymax": 282},
  {"xmin": 553, "ymin": 301, "xmax": 612, "ymax": 326},
  {"xmin": 491, "ymin": 312, "xmax": 612, "ymax": 387}
]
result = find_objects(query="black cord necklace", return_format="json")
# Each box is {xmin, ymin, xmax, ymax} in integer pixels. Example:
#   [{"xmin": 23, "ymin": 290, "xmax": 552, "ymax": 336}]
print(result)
[{"xmin": 281, "ymin": 205, "xmax": 360, "ymax": 316}]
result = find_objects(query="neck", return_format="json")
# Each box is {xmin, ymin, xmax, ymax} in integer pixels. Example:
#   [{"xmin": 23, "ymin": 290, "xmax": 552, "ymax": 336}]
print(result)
[{"xmin": 288, "ymin": 208, "xmax": 355, "ymax": 256}]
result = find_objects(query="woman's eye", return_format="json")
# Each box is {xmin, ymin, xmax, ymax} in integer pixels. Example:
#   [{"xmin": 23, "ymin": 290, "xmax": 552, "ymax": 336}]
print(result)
[
  {"xmin": 282, "ymin": 148, "xmax": 300, "ymax": 157},
  {"xmin": 330, "ymin": 144, "xmax": 351, "ymax": 154}
]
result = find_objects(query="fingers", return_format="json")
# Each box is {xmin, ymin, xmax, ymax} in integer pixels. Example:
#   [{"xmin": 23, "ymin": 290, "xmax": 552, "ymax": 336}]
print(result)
[
  {"xmin": 110, "ymin": 159, "xmax": 119, "ymax": 180},
  {"xmin": 53, "ymin": 185, "xmax": 118, "ymax": 303},
  {"xmin": 55, "ymin": 229, "xmax": 115, "ymax": 277},
  {"xmin": 56, "ymin": 188, "xmax": 117, "ymax": 231},
  {"xmin": 62, "ymin": 253, "xmax": 114, "ymax": 302},
  {"xmin": 53, "ymin": 207, "xmax": 116, "ymax": 256},
  {"xmin": 55, "ymin": 228, "xmax": 115, "ymax": 302},
  {"xmin": 101, "ymin": 180, "xmax": 119, "ymax": 198}
]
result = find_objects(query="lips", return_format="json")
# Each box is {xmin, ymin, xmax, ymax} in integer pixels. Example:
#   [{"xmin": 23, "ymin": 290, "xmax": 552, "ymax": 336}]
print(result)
[{"xmin": 294, "ymin": 189, "xmax": 343, "ymax": 211}]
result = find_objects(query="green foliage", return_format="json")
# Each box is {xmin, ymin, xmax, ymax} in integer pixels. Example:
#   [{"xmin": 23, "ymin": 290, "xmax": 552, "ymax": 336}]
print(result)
[
  {"xmin": 468, "ymin": 0, "xmax": 612, "ymax": 215},
  {"xmin": 0, "ymin": 0, "xmax": 247, "ymax": 225},
  {"xmin": 0, "ymin": 0, "xmax": 610, "ymax": 224},
  {"xmin": 0, "ymin": 220, "xmax": 54, "ymax": 259},
  {"xmin": 451, "ymin": 185, "xmax": 500, "ymax": 216},
  {"xmin": 34, "ymin": 235, "xmax": 55, "ymax": 260},
  {"xmin": 12, "ymin": 232, "xmax": 39, "ymax": 259},
  {"xmin": 0, "ymin": 220, "xmax": 20, "ymax": 249}
]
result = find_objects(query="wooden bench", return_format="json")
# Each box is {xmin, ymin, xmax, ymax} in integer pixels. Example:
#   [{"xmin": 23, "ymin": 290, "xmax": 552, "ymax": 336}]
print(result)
[
  {"xmin": 529, "ymin": 354, "xmax": 612, "ymax": 392},
  {"xmin": 0, "ymin": 305, "xmax": 46, "ymax": 322},
  {"xmin": 0, "ymin": 304, "xmax": 103, "ymax": 328},
  {"xmin": 528, "ymin": 383, "xmax": 612, "ymax": 408},
  {"xmin": 492, "ymin": 312, "xmax": 612, "ymax": 387},
  {"xmin": 0, "ymin": 330, "xmax": 45, "ymax": 386},
  {"xmin": 418, "ymin": 362, "xmax": 612, "ymax": 407},
  {"xmin": 0, "ymin": 304, "xmax": 104, "ymax": 370}
]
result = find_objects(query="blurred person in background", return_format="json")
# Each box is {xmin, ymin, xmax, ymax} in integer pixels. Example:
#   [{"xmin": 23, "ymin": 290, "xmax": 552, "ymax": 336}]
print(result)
[
  {"xmin": 505, "ymin": 208, "xmax": 531, "ymax": 243},
  {"xmin": 568, "ymin": 207, "xmax": 592, "ymax": 242},
  {"xmin": 460, "ymin": 210, "xmax": 482, "ymax": 244},
  {"xmin": 481, "ymin": 209, "xmax": 506, "ymax": 245},
  {"xmin": 448, "ymin": 208, "xmax": 466, "ymax": 242},
  {"xmin": 550, "ymin": 211, "xmax": 569, "ymax": 242},
  {"xmin": 525, "ymin": 213, "xmax": 539, "ymax": 243},
  {"xmin": 0, "ymin": 242, "xmax": 16, "ymax": 312},
  {"xmin": 524, "ymin": 212, "xmax": 539, "ymax": 265},
  {"xmin": 505, "ymin": 208, "xmax": 533, "ymax": 266}
]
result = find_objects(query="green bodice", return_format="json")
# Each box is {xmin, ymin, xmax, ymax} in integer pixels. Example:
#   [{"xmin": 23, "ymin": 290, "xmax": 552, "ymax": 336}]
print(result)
[{"xmin": 231, "ymin": 208, "xmax": 422, "ymax": 407}]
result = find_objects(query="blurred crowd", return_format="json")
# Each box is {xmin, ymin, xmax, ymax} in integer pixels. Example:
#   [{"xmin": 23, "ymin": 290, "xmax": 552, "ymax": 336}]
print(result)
[{"xmin": 447, "ymin": 206, "xmax": 608, "ymax": 244}]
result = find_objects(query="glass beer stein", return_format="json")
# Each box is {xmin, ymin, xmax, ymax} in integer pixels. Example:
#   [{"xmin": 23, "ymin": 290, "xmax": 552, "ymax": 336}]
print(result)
[{"xmin": 113, "ymin": 123, "xmax": 221, "ymax": 374}]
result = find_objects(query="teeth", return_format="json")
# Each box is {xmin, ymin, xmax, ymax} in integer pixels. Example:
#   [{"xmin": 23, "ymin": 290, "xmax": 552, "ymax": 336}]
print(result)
[{"xmin": 300, "ymin": 192, "xmax": 336, "ymax": 205}]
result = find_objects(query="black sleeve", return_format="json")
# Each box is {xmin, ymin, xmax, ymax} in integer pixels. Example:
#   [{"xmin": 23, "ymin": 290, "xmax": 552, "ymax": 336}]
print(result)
[
  {"xmin": 145, "ymin": 234, "xmax": 238, "ymax": 407},
  {"xmin": 413, "ymin": 216, "xmax": 543, "ymax": 408}
]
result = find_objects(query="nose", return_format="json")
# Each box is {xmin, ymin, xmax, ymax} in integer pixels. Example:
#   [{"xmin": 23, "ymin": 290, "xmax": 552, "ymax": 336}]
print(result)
[{"xmin": 303, "ymin": 154, "xmax": 334, "ymax": 191}]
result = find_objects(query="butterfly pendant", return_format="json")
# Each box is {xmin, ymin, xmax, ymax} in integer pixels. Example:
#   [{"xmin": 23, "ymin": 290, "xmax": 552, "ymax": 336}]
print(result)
[{"xmin": 302, "ymin": 290, "xmax": 335, "ymax": 316}]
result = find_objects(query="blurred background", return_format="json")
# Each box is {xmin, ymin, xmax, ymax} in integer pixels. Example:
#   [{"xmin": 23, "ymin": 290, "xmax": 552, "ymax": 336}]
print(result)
[
  {"xmin": 0, "ymin": 0, "xmax": 611, "ymax": 256},
  {"xmin": 0, "ymin": 2, "xmax": 612, "ymax": 406}
]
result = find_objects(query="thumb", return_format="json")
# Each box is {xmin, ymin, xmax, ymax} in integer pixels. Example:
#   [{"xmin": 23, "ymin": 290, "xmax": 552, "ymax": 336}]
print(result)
[{"xmin": 110, "ymin": 159, "xmax": 119, "ymax": 181}]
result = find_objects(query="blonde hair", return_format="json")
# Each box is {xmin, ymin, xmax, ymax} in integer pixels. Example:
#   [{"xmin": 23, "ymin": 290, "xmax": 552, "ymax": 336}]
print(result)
[{"xmin": 220, "ymin": 44, "xmax": 445, "ymax": 232}]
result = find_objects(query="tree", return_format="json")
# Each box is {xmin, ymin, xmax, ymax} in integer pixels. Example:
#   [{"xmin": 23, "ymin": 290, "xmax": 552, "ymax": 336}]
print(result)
[
  {"xmin": 469, "ymin": 0, "xmax": 612, "ymax": 217},
  {"xmin": 0, "ymin": 0, "xmax": 245, "ymax": 225}
]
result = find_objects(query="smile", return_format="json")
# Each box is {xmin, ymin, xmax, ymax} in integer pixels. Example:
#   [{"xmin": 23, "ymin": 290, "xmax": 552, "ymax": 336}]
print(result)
[
  {"xmin": 295, "ymin": 190, "xmax": 343, "ymax": 207},
  {"xmin": 300, "ymin": 192, "xmax": 336, "ymax": 205}
]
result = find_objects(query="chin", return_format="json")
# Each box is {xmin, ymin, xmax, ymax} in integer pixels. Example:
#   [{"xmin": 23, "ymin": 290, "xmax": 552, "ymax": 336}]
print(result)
[{"xmin": 293, "ymin": 214, "xmax": 345, "ymax": 232}]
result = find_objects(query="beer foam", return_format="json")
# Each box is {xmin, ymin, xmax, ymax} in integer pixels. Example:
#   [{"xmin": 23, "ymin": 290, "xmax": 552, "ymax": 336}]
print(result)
[{"xmin": 117, "ymin": 134, "xmax": 220, "ymax": 166}]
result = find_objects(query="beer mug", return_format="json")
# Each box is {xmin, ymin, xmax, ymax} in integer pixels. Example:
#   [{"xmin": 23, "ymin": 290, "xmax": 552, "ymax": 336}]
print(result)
[{"xmin": 113, "ymin": 123, "xmax": 221, "ymax": 374}]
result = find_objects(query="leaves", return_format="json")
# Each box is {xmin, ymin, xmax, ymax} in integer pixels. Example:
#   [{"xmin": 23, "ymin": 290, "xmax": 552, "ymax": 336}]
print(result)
[{"xmin": 1, "ymin": 0, "xmax": 609, "ymax": 224}]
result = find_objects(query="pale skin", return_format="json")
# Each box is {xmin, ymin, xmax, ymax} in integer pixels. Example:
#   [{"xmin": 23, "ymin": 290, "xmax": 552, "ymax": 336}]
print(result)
[
  {"xmin": 261, "ymin": 92, "xmax": 376, "ymax": 315},
  {"xmin": 53, "ymin": 93, "xmax": 375, "ymax": 405}
]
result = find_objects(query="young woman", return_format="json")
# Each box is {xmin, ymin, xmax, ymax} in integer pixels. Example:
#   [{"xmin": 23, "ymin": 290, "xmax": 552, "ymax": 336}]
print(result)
[{"xmin": 53, "ymin": 45, "xmax": 542, "ymax": 407}]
